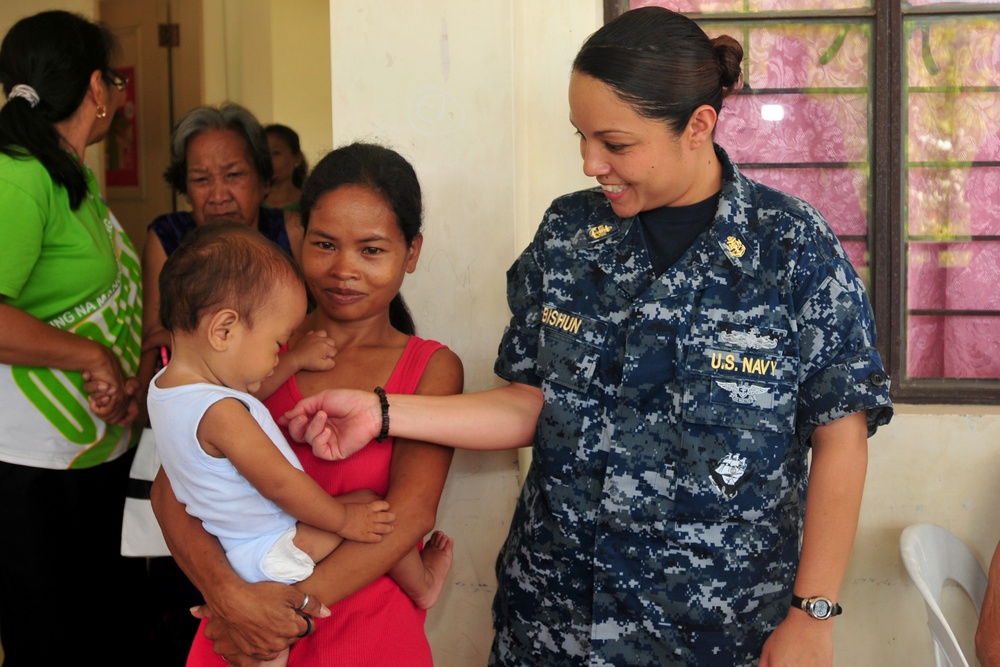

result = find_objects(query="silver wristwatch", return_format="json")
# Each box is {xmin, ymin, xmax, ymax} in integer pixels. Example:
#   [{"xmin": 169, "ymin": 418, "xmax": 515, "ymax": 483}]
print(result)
[{"xmin": 790, "ymin": 594, "xmax": 843, "ymax": 620}]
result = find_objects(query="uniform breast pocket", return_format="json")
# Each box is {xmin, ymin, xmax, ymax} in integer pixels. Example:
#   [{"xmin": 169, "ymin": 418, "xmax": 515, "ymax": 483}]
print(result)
[
  {"xmin": 537, "ymin": 307, "xmax": 607, "ymax": 393},
  {"xmin": 681, "ymin": 321, "xmax": 798, "ymax": 434}
]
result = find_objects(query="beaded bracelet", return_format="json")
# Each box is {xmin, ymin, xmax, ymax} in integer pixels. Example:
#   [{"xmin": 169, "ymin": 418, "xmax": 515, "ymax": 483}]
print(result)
[{"xmin": 374, "ymin": 387, "xmax": 390, "ymax": 442}]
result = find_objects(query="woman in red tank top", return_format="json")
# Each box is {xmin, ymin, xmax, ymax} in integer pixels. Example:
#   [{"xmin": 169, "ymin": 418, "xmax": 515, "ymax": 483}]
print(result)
[{"xmin": 152, "ymin": 143, "xmax": 464, "ymax": 667}]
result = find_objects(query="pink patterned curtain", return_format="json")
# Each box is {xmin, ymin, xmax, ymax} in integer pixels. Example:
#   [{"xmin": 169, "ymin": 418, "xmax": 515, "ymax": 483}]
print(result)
[
  {"xmin": 712, "ymin": 26, "xmax": 870, "ymax": 278},
  {"xmin": 904, "ymin": 18, "xmax": 1000, "ymax": 378},
  {"xmin": 630, "ymin": 1, "xmax": 870, "ymax": 13}
]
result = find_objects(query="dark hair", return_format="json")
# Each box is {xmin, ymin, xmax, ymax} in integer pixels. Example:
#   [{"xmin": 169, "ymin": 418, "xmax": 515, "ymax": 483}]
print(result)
[
  {"xmin": 264, "ymin": 123, "xmax": 308, "ymax": 189},
  {"xmin": 159, "ymin": 222, "xmax": 304, "ymax": 333},
  {"xmin": 163, "ymin": 103, "xmax": 273, "ymax": 194},
  {"xmin": 300, "ymin": 142, "xmax": 422, "ymax": 335},
  {"xmin": 573, "ymin": 6, "xmax": 743, "ymax": 135},
  {"xmin": 0, "ymin": 11, "xmax": 119, "ymax": 209}
]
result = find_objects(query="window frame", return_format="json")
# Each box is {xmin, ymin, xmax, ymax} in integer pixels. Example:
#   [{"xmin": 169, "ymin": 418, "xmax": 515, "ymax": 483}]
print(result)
[{"xmin": 604, "ymin": 0, "xmax": 1000, "ymax": 404}]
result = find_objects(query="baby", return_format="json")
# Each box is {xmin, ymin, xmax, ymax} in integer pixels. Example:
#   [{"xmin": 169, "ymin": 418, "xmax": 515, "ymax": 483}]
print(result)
[{"xmin": 147, "ymin": 223, "xmax": 450, "ymax": 665}]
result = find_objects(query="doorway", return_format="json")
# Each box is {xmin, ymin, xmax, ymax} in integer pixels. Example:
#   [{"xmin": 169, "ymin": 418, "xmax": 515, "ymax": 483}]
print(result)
[{"xmin": 99, "ymin": 0, "xmax": 203, "ymax": 256}]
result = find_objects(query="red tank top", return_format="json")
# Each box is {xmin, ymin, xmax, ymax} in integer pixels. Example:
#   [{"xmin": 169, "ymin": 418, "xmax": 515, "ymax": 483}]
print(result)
[{"xmin": 186, "ymin": 336, "xmax": 447, "ymax": 667}]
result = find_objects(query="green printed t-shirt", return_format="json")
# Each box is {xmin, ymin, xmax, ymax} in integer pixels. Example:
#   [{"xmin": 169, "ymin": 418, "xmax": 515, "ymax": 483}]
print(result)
[{"xmin": 0, "ymin": 153, "xmax": 143, "ymax": 469}]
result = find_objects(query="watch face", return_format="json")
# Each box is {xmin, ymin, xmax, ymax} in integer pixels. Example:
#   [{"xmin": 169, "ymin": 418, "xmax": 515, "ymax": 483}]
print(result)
[{"xmin": 812, "ymin": 599, "xmax": 831, "ymax": 619}]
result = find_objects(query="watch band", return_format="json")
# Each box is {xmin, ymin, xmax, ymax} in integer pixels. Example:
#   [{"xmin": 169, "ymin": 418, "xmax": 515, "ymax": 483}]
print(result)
[{"xmin": 790, "ymin": 594, "xmax": 843, "ymax": 620}]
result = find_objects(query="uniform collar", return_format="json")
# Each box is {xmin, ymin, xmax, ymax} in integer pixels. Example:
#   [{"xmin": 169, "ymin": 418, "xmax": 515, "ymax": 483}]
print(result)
[
  {"xmin": 581, "ymin": 145, "xmax": 760, "ymax": 301},
  {"xmin": 702, "ymin": 144, "xmax": 759, "ymax": 278},
  {"xmin": 588, "ymin": 204, "xmax": 653, "ymax": 301},
  {"xmin": 581, "ymin": 145, "xmax": 759, "ymax": 278}
]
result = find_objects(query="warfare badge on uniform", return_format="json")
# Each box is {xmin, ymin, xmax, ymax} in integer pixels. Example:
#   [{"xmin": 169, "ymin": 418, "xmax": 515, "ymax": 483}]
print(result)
[
  {"xmin": 710, "ymin": 452, "xmax": 751, "ymax": 499},
  {"xmin": 719, "ymin": 329, "xmax": 778, "ymax": 350},
  {"xmin": 716, "ymin": 380, "xmax": 768, "ymax": 405},
  {"xmin": 725, "ymin": 235, "xmax": 746, "ymax": 258}
]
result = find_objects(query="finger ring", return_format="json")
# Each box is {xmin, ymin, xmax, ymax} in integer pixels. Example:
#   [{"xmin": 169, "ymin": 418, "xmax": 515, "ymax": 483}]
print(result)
[
  {"xmin": 299, "ymin": 593, "xmax": 310, "ymax": 611},
  {"xmin": 297, "ymin": 614, "xmax": 314, "ymax": 638}
]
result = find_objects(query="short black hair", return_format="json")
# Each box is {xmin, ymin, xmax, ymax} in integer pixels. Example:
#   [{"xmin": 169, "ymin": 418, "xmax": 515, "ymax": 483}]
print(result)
[{"xmin": 159, "ymin": 222, "xmax": 304, "ymax": 333}]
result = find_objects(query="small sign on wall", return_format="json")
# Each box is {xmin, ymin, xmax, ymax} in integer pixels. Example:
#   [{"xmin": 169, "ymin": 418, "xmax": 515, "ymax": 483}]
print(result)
[{"xmin": 105, "ymin": 65, "xmax": 138, "ymax": 188}]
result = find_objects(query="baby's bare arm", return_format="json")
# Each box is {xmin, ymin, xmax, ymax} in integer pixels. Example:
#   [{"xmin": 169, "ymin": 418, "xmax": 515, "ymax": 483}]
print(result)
[
  {"xmin": 254, "ymin": 330, "xmax": 336, "ymax": 400},
  {"xmin": 200, "ymin": 398, "xmax": 371, "ymax": 535}
]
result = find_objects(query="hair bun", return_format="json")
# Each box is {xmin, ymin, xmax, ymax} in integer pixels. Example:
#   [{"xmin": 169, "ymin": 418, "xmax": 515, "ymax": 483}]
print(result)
[{"xmin": 712, "ymin": 35, "xmax": 745, "ymax": 90}]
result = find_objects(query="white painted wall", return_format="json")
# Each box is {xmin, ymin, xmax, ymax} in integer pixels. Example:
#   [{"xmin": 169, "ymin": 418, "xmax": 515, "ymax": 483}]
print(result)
[
  {"xmin": 201, "ymin": 0, "xmax": 272, "ymax": 117},
  {"xmin": 201, "ymin": 0, "xmax": 334, "ymax": 170},
  {"xmin": 324, "ymin": 2, "xmax": 595, "ymax": 663},
  {"xmin": 837, "ymin": 406, "xmax": 1000, "ymax": 666},
  {"xmin": 269, "ymin": 0, "xmax": 333, "ymax": 164}
]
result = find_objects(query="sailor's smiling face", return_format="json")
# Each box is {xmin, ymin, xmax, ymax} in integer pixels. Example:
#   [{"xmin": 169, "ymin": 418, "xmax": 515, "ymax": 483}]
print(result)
[{"xmin": 569, "ymin": 71, "xmax": 706, "ymax": 218}]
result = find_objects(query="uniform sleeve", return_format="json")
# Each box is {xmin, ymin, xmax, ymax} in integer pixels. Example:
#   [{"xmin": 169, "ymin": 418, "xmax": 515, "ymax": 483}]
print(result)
[
  {"xmin": 494, "ymin": 222, "xmax": 546, "ymax": 388},
  {"xmin": 0, "ymin": 175, "xmax": 46, "ymax": 300},
  {"xmin": 795, "ymin": 250, "xmax": 893, "ymax": 443}
]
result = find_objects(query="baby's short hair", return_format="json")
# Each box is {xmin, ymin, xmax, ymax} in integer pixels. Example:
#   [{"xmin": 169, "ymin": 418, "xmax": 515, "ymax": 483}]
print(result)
[{"xmin": 159, "ymin": 222, "xmax": 304, "ymax": 333}]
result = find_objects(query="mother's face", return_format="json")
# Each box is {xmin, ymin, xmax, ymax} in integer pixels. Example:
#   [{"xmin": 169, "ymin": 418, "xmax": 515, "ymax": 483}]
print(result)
[
  {"xmin": 185, "ymin": 128, "xmax": 267, "ymax": 227},
  {"xmin": 301, "ymin": 184, "xmax": 421, "ymax": 324}
]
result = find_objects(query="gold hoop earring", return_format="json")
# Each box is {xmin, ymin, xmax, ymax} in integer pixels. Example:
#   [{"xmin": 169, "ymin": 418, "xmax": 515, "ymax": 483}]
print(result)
[{"xmin": 96, "ymin": 106, "xmax": 107, "ymax": 119}]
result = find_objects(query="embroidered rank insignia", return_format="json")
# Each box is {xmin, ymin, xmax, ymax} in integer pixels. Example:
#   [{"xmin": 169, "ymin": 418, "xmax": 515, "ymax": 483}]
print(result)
[
  {"xmin": 589, "ymin": 224, "xmax": 613, "ymax": 240},
  {"xmin": 725, "ymin": 235, "xmax": 746, "ymax": 258}
]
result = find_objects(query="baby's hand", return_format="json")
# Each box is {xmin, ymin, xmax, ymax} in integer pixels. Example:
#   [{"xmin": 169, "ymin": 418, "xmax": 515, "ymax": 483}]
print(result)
[
  {"xmin": 290, "ymin": 330, "xmax": 337, "ymax": 373},
  {"xmin": 338, "ymin": 500, "xmax": 395, "ymax": 543}
]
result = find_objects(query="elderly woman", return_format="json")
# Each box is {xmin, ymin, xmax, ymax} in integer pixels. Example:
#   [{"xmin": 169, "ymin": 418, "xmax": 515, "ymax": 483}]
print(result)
[
  {"xmin": 139, "ymin": 103, "xmax": 302, "ymax": 384},
  {"xmin": 0, "ymin": 10, "xmax": 146, "ymax": 666}
]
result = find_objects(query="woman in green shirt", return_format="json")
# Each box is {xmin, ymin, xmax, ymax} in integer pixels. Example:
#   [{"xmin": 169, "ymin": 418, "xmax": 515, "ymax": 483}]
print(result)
[{"xmin": 0, "ymin": 10, "xmax": 145, "ymax": 666}]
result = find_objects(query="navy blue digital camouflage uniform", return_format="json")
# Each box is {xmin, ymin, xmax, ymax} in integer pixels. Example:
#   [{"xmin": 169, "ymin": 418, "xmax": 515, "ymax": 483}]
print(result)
[{"xmin": 491, "ymin": 146, "xmax": 893, "ymax": 666}]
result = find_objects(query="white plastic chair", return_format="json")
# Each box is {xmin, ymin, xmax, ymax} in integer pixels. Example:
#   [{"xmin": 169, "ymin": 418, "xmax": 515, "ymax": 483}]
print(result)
[{"xmin": 900, "ymin": 523, "xmax": 988, "ymax": 667}]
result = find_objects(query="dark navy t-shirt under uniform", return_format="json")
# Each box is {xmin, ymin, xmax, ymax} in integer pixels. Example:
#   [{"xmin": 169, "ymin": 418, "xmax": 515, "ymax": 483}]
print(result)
[{"xmin": 639, "ymin": 192, "xmax": 719, "ymax": 275}]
